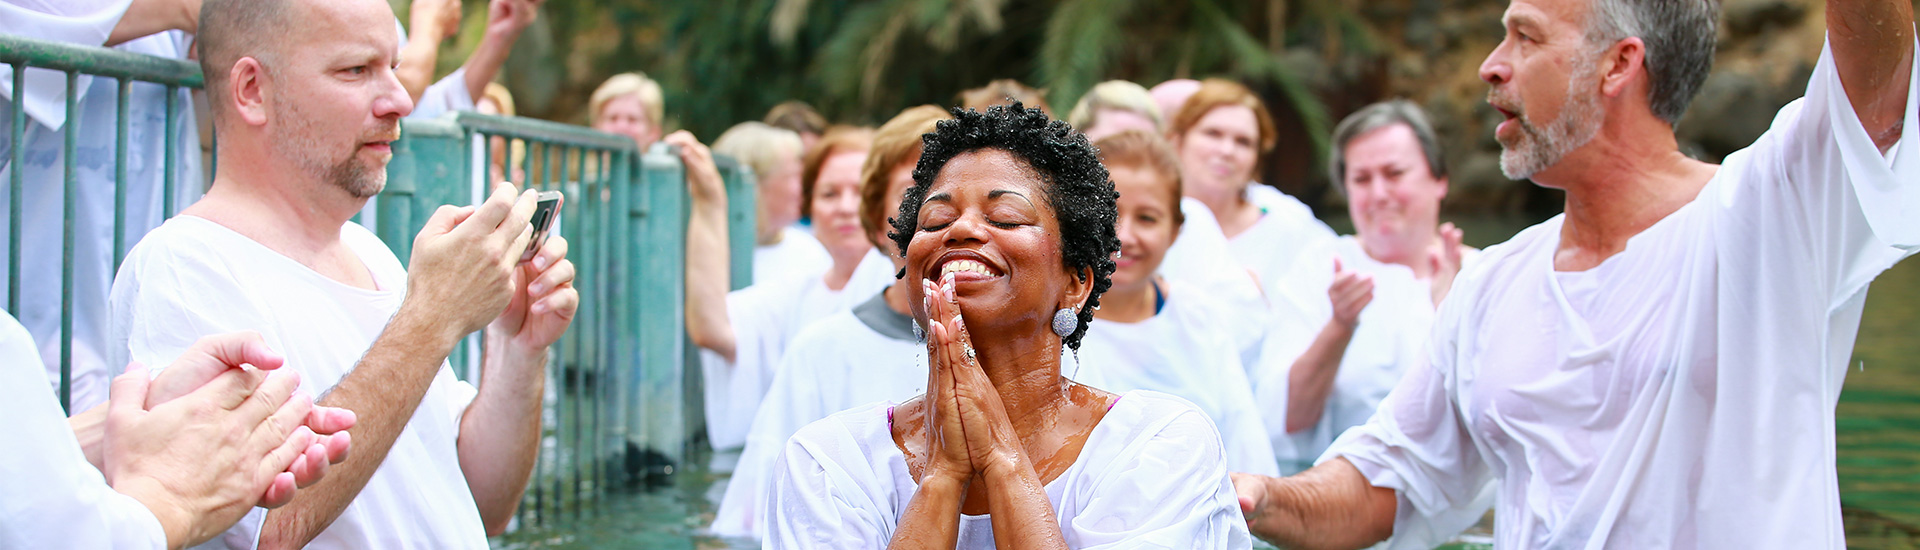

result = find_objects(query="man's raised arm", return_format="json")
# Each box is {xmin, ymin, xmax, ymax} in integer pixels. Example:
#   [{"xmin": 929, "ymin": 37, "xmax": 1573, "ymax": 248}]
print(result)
[{"xmin": 1830, "ymin": 0, "xmax": 1916, "ymax": 151}]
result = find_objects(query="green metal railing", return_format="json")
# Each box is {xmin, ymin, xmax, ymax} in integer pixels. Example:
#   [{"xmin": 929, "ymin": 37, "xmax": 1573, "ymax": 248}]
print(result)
[
  {"xmin": 2, "ymin": 32, "xmax": 756, "ymax": 531},
  {"xmin": 1, "ymin": 34, "xmax": 201, "ymax": 412}
]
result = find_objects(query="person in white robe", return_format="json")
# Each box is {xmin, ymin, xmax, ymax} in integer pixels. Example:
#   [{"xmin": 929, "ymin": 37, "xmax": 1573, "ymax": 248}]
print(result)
[
  {"xmin": 1, "ymin": 310, "xmax": 355, "ymax": 549},
  {"xmin": 1073, "ymin": 130, "xmax": 1279, "ymax": 477},
  {"xmin": 766, "ymin": 103, "xmax": 1250, "ymax": 549},
  {"xmin": 1164, "ymin": 79, "xmax": 1336, "ymax": 310},
  {"xmin": 710, "ymin": 121, "xmax": 834, "ymax": 285},
  {"xmin": 1254, "ymin": 100, "xmax": 1474, "ymax": 473},
  {"xmin": 1233, "ymin": 1, "xmax": 1919, "ymax": 548},
  {"xmin": 112, "ymin": 1, "xmax": 580, "ymax": 546},
  {"xmin": 685, "ymin": 126, "xmax": 892, "ymax": 455},
  {"xmin": 1, "ymin": 0, "xmax": 205, "ymax": 411},
  {"xmin": 709, "ymin": 106, "xmax": 949, "ymax": 539}
]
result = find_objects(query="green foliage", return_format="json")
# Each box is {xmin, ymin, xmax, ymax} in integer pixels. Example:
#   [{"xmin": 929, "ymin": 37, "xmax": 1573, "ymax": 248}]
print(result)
[{"xmin": 415, "ymin": 0, "xmax": 1384, "ymax": 172}]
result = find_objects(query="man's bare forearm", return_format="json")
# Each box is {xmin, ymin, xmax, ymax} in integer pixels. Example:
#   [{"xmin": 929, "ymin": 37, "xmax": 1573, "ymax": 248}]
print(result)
[
  {"xmin": 457, "ymin": 331, "xmax": 547, "ymax": 534},
  {"xmin": 1246, "ymin": 459, "xmax": 1397, "ymax": 550},
  {"xmin": 1829, "ymin": 0, "xmax": 1915, "ymax": 150},
  {"xmin": 257, "ymin": 306, "xmax": 460, "ymax": 549}
]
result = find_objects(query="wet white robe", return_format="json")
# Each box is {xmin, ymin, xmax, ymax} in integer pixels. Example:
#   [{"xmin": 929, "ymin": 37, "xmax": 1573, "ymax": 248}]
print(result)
[
  {"xmin": 1159, "ymin": 198, "xmax": 1271, "ymax": 367},
  {"xmin": 701, "ymin": 248, "xmax": 895, "ymax": 451},
  {"xmin": 0, "ymin": 310, "xmax": 166, "ymax": 549},
  {"xmin": 1075, "ymin": 280, "xmax": 1280, "ymax": 477},
  {"xmin": 764, "ymin": 391, "xmax": 1252, "ymax": 549},
  {"xmin": 1255, "ymin": 236, "xmax": 1474, "ymax": 472},
  {"xmin": 709, "ymin": 289, "xmax": 925, "ymax": 539},
  {"xmin": 1230, "ymin": 184, "xmax": 1337, "ymax": 315},
  {"xmin": 752, "ymin": 226, "xmax": 834, "ymax": 286},
  {"xmin": 1324, "ymin": 38, "xmax": 1920, "ymax": 549}
]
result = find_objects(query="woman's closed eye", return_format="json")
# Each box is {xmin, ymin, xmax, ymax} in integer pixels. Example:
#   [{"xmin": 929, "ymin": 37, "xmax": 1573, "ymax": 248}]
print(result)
[{"xmin": 919, "ymin": 206, "xmax": 958, "ymax": 232}]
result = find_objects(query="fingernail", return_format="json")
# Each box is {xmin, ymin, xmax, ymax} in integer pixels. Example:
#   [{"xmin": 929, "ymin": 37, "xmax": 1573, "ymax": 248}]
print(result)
[
  {"xmin": 530, "ymin": 282, "xmax": 545, "ymax": 295},
  {"xmin": 534, "ymin": 256, "xmax": 549, "ymax": 270}
]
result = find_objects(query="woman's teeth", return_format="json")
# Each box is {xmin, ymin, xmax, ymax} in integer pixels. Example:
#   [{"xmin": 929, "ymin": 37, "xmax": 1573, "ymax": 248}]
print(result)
[{"xmin": 940, "ymin": 259, "xmax": 997, "ymax": 277}]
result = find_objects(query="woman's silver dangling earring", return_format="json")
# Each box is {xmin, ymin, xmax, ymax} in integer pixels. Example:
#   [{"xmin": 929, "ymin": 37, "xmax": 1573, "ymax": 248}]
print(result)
[
  {"xmin": 1052, "ymin": 307, "xmax": 1078, "ymax": 338},
  {"xmin": 913, "ymin": 320, "xmax": 925, "ymax": 343}
]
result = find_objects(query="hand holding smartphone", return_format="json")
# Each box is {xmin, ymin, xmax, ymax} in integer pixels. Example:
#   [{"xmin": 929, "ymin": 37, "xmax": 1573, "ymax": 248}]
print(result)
[{"xmin": 521, "ymin": 190, "xmax": 563, "ymax": 263}]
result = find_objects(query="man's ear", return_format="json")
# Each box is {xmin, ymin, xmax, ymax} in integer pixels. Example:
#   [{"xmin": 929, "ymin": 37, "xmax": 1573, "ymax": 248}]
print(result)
[
  {"xmin": 231, "ymin": 57, "xmax": 270, "ymax": 127},
  {"xmin": 1598, "ymin": 37, "xmax": 1647, "ymax": 99}
]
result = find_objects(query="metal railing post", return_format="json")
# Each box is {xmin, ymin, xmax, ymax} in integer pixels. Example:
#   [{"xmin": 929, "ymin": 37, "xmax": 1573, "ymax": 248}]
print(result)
[
  {"xmin": 59, "ymin": 70, "xmax": 77, "ymax": 412},
  {"xmin": 8, "ymin": 63, "xmax": 24, "ymax": 315}
]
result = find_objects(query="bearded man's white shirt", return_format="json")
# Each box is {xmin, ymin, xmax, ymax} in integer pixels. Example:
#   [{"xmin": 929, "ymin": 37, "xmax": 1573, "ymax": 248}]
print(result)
[{"xmin": 1325, "ymin": 37, "xmax": 1920, "ymax": 549}]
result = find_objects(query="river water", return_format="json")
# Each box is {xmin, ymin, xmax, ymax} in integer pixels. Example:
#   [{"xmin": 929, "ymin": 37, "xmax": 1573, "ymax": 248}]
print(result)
[{"xmin": 497, "ymin": 214, "xmax": 1920, "ymax": 549}]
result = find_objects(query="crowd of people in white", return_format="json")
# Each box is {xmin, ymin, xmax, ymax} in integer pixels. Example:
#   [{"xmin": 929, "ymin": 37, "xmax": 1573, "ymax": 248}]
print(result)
[{"xmin": 0, "ymin": 0, "xmax": 1915, "ymax": 547}]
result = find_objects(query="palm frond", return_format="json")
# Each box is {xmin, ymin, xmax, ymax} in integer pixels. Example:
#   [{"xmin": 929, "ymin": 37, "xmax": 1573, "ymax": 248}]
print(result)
[
  {"xmin": 1034, "ymin": 0, "xmax": 1137, "ymax": 112},
  {"xmin": 1191, "ymin": 0, "xmax": 1332, "ymax": 164}
]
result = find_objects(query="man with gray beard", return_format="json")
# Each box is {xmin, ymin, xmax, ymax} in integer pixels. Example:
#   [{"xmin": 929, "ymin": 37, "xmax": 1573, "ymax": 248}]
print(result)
[
  {"xmin": 1230, "ymin": 0, "xmax": 1917, "ymax": 548},
  {"xmin": 107, "ymin": 0, "xmax": 579, "ymax": 547}
]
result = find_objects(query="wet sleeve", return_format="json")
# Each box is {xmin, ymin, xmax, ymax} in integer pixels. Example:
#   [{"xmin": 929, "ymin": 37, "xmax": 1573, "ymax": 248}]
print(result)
[
  {"xmin": 1065, "ymin": 407, "xmax": 1254, "ymax": 549},
  {"xmin": 762, "ymin": 423, "xmax": 894, "ymax": 549},
  {"xmin": 1721, "ymin": 33, "xmax": 1920, "ymax": 306},
  {"xmin": 1320, "ymin": 293, "xmax": 1495, "ymax": 550},
  {"xmin": 0, "ymin": 312, "xmax": 168, "ymax": 550}
]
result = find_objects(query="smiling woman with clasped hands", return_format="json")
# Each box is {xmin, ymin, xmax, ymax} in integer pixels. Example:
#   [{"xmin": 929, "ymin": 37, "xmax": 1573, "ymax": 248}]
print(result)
[{"xmin": 762, "ymin": 103, "xmax": 1252, "ymax": 550}]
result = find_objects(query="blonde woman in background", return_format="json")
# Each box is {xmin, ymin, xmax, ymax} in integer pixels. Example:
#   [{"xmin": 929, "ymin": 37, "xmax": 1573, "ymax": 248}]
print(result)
[
  {"xmin": 683, "ymin": 127, "xmax": 895, "ymax": 456},
  {"xmin": 713, "ymin": 122, "xmax": 833, "ymax": 285},
  {"xmin": 1065, "ymin": 80, "xmax": 1163, "ymax": 141},
  {"xmin": 589, "ymin": 72, "xmax": 665, "ymax": 150}
]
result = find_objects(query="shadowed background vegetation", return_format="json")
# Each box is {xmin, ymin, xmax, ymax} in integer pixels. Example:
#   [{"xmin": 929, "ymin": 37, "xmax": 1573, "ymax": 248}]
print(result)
[{"xmin": 392, "ymin": 0, "xmax": 1919, "ymax": 218}]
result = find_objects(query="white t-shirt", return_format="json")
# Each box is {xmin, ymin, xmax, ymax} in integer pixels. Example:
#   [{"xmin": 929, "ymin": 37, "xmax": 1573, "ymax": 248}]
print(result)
[
  {"xmin": 1324, "ymin": 38, "xmax": 1920, "ymax": 550},
  {"xmin": 701, "ymin": 249, "xmax": 895, "ymax": 451},
  {"xmin": 1256, "ymin": 236, "xmax": 1474, "ymax": 470},
  {"xmin": 109, "ymin": 217, "xmax": 487, "ymax": 550},
  {"xmin": 764, "ymin": 391, "xmax": 1252, "ymax": 549},
  {"xmin": 0, "ymin": 311, "xmax": 167, "ymax": 549},
  {"xmin": 1, "ymin": 0, "xmax": 204, "ymax": 411},
  {"xmin": 1075, "ymin": 280, "xmax": 1281, "ymax": 477},
  {"xmin": 710, "ymin": 289, "xmax": 926, "ymax": 539},
  {"xmin": 753, "ymin": 226, "xmax": 834, "ymax": 286}
]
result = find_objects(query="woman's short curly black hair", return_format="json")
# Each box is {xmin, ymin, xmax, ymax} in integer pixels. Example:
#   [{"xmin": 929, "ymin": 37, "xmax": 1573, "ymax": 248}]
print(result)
[{"xmin": 887, "ymin": 102, "xmax": 1120, "ymax": 351}]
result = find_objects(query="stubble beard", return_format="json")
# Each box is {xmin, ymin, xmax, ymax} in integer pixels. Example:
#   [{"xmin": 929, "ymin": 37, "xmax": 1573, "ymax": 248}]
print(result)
[
  {"xmin": 272, "ymin": 100, "xmax": 392, "ymax": 199},
  {"xmin": 1497, "ymin": 55, "xmax": 1606, "ymax": 180}
]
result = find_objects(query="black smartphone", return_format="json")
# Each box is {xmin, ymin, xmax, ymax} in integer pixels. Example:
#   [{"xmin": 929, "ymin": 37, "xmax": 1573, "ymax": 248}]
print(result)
[{"xmin": 521, "ymin": 190, "xmax": 564, "ymax": 263}]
